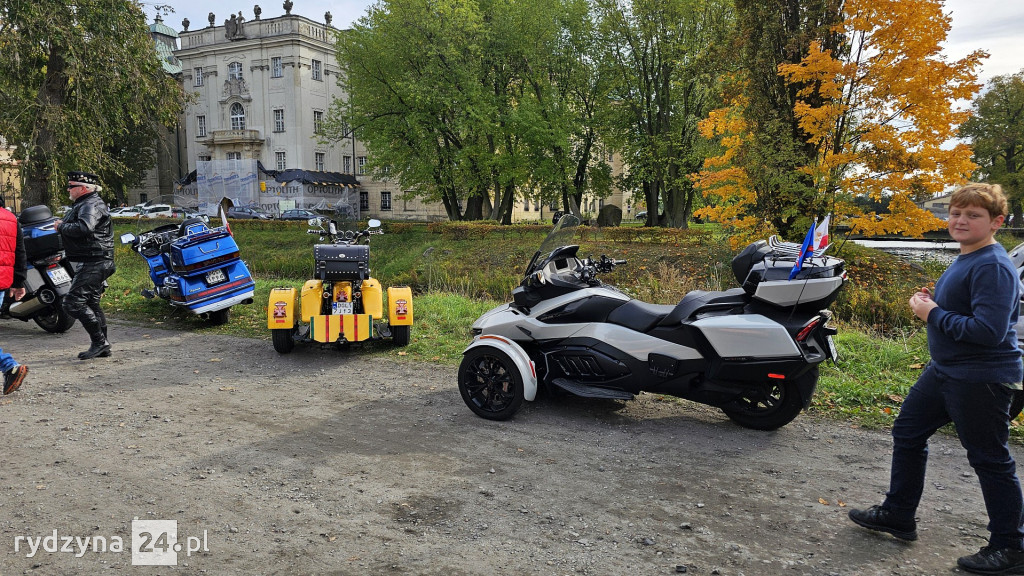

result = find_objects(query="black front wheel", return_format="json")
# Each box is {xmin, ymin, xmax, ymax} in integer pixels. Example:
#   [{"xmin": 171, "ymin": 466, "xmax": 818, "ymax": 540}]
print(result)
[
  {"xmin": 33, "ymin": 306, "xmax": 76, "ymax": 333},
  {"xmin": 719, "ymin": 367, "xmax": 816, "ymax": 431},
  {"xmin": 458, "ymin": 347, "xmax": 525, "ymax": 420}
]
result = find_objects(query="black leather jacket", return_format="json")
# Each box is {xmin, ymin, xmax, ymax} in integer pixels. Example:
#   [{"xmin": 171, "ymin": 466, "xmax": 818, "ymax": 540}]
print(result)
[{"xmin": 59, "ymin": 192, "xmax": 114, "ymax": 262}]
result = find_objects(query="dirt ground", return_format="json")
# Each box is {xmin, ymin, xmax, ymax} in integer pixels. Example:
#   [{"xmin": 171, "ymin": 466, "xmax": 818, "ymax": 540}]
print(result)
[{"xmin": 0, "ymin": 319, "xmax": 1013, "ymax": 575}]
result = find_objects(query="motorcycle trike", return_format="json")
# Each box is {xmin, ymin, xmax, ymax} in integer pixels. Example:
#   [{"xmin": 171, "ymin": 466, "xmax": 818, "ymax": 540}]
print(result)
[
  {"xmin": 119, "ymin": 198, "xmax": 255, "ymax": 325},
  {"xmin": 459, "ymin": 214, "xmax": 846, "ymax": 430},
  {"xmin": 268, "ymin": 217, "xmax": 413, "ymax": 353}
]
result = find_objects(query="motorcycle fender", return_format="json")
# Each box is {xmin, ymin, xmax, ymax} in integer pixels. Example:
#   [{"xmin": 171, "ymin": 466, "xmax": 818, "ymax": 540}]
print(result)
[
  {"xmin": 387, "ymin": 286, "xmax": 413, "ymax": 326},
  {"xmin": 463, "ymin": 336, "xmax": 538, "ymax": 402},
  {"xmin": 268, "ymin": 287, "xmax": 297, "ymax": 329}
]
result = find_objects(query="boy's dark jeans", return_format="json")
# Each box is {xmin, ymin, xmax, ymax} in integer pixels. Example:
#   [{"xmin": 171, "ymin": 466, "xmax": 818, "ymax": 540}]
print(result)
[{"xmin": 883, "ymin": 363, "xmax": 1024, "ymax": 549}]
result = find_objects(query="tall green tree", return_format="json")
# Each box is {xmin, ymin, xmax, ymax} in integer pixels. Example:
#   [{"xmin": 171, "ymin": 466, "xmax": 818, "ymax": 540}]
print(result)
[
  {"xmin": 0, "ymin": 0, "xmax": 185, "ymax": 207},
  {"xmin": 961, "ymin": 71, "xmax": 1024, "ymax": 224},
  {"xmin": 595, "ymin": 0, "xmax": 732, "ymax": 228},
  {"xmin": 333, "ymin": 0, "xmax": 608, "ymax": 223}
]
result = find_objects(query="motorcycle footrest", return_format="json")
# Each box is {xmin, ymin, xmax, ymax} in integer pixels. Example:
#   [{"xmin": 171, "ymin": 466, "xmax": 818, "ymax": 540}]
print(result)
[
  {"xmin": 141, "ymin": 289, "xmax": 156, "ymax": 299},
  {"xmin": 551, "ymin": 378, "xmax": 633, "ymax": 400}
]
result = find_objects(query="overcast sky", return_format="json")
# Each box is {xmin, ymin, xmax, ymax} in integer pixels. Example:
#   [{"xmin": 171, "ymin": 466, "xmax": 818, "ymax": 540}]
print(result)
[{"xmin": 155, "ymin": 0, "xmax": 1023, "ymax": 85}]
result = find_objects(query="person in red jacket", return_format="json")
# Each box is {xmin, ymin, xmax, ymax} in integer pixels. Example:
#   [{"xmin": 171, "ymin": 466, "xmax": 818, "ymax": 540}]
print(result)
[{"xmin": 0, "ymin": 196, "xmax": 29, "ymax": 394}]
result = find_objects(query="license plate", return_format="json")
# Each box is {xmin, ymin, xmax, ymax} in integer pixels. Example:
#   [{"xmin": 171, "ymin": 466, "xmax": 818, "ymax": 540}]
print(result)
[
  {"xmin": 332, "ymin": 302, "xmax": 353, "ymax": 315},
  {"xmin": 205, "ymin": 268, "xmax": 227, "ymax": 285},
  {"xmin": 826, "ymin": 335, "xmax": 838, "ymax": 361},
  {"xmin": 47, "ymin": 267, "xmax": 71, "ymax": 285}
]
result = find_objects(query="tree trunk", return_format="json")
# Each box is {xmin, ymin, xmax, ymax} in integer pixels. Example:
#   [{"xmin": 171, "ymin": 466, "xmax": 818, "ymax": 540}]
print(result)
[{"xmin": 24, "ymin": 45, "xmax": 69, "ymax": 207}]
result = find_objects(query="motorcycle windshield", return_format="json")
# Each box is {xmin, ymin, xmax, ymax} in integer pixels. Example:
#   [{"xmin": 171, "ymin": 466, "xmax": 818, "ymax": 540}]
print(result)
[{"xmin": 525, "ymin": 214, "xmax": 581, "ymax": 277}]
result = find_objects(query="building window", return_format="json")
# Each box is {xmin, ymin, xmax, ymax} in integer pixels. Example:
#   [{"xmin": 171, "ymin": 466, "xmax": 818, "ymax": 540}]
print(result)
[
  {"xmin": 198, "ymin": 155, "xmax": 211, "ymax": 162},
  {"xmin": 357, "ymin": 156, "xmax": 366, "ymax": 175},
  {"xmin": 343, "ymin": 155, "xmax": 352, "ymax": 174},
  {"xmin": 523, "ymin": 200, "xmax": 530, "ymax": 211},
  {"xmin": 380, "ymin": 190, "xmax": 392, "ymax": 211},
  {"xmin": 314, "ymin": 152, "xmax": 325, "ymax": 171},
  {"xmin": 139, "ymin": 193, "xmax": 148, "ymax": 203},
  {"xmin": 313, "ymin": 110, "xmax": 324, "ymax": 134},
  {"xmin": 360, "ymin": 191, "xmax": 369, "ymax": 211},
  {"xmin": 194, "ymin": 67, "xmax": 204, "ymax": 87},
  {"xmin": 227, "ymin": 152, "xmax": 241, "ymax": 160},
  {"xmin": 271, "ymin": 57, "xmax": 282, "ymax": 78},
  {"xmin": 311, "ymin": 59, "xmax": 322, "ymax": 81},
  {"xmin": 196, "ymin": 115, "xmax": 206, "ymax": 138},
  {"xmin": 228, "ymin": 62, "xmax": 243, "ymax": 80},
  {"xmin": 276, "ymin": 151, "xmax": 287, "ymax": 171},
  {"xmin": 273, "ymin": 109, "xmax": 285, "ymax": 133},
  {"xmin": 230, "ymin": 103, "xmax": 245, "ymax": 130}
]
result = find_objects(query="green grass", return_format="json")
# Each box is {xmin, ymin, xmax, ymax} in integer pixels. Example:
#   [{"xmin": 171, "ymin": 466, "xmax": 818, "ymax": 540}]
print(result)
[{"xmin": 105, "ymin": 219, "xmax": 1024, "ymax": 439}]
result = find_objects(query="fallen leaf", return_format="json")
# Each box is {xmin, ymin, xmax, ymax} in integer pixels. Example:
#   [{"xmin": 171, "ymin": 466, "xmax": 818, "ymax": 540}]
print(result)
[
  {"xmin": 909, "ymin": 363, "xmax": 924, "ymax": 369},
  {"xmin": 397, "ymin": 351, "xmax": 407, "ymax": 356},
  {"xmin": 838, "ymin": 499, "xmax": 847, "ymax": 507},
  {"xmin": 209, "ymin": 358, "xmax": 222, "ymax": 362},
  {"xmin": 219, "ymin": 386, "xmax": 236, "ymax": 392},
  {"xmin": 818, "ymin": 498, "xmax": 829, "ymax": 505}
]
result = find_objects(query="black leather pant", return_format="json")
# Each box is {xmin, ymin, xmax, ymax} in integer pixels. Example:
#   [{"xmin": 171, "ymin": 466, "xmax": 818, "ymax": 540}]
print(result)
[{"xmin": 64, "ymin": 260, "xmax": 116, "ymax": 341}]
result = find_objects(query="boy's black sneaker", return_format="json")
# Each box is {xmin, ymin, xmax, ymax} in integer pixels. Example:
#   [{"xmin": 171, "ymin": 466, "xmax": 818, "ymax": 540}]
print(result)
[
  {"xmin": 957, "ymin": 546, "xmax": 1024, "ymax": 575},
  {"xmin": 848, "ymin": 505, "xmax": 917, "ymax": 541},
  {"xmin": 3, "ymin": 364, "xmax": 28, "ymax": 395}
]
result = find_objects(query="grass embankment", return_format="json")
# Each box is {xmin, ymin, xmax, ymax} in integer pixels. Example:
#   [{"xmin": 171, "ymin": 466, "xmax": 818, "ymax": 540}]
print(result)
[{"xmin": 105, "ymin": 218, "xmax": 1023, "ymax": 438}]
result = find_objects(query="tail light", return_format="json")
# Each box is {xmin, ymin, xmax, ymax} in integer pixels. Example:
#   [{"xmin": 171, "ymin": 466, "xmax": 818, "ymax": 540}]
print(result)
[
  {"xmin": 796, "ymin": 315, "xmax": 822, "ymax": 342},
  {"xmin": 797, "ymin": 310, "xmax": 835, "ymax": 342}
]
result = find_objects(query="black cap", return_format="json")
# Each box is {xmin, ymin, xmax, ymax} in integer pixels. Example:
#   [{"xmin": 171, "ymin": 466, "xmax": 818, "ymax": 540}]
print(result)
[{"xmin": 67, "ymin": 171, "xmax": 100, "ymax": 185}]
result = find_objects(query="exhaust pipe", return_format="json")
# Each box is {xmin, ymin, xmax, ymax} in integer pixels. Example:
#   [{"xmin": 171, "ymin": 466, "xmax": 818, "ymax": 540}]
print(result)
[
  {"xmin": 37, "ymin": 288, "xmax": 56, "ymax": 305},
  {"xmin": 8, "ymin": 296, "xmax": 48, "ymax": 318}
]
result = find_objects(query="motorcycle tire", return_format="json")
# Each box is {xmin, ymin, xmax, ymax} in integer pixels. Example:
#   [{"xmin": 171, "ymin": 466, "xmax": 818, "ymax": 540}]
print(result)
[
  {"xmin": 33, "ymin": 307, "xmax": 77, "ymax": 333},
  {"xmin": 272, "ymin": 328, "xmax": 295, "ymax": 354},
  {"xmin": 208, "ymin": 308, "xmax": 230, "ymax": 325},
  {"xmin": 392, "ymin": 324, "xmax": 411, "ymax": 347},
  {"xmin": 458, "ymin": 347, "xmax": 524, "ymax": 421},
  {"xmin": 719, "ymin": 367, "xmax": 816, "ymax": 431}
]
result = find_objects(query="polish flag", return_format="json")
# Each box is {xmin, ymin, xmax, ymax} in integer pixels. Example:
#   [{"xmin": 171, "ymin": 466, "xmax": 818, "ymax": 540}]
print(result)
[{"xmin": 814, "ymin": 214, "xmax": 830, "ymax": 251}]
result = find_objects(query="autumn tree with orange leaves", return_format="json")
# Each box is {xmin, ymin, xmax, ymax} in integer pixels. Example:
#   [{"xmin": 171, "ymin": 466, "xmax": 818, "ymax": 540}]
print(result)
[{"xmin": 696, "ymin": 0, "xmax": 985, "ymax": 245}]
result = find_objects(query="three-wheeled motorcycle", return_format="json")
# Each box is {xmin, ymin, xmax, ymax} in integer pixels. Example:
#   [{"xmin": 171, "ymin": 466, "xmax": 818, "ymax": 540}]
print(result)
[
  {"xmin": 120, "ymin": 197, "xmax": 255, "ymax": 325},
  {"xmin": 268, "ymin": 217, "xmax": 413, "ymax": 353}
]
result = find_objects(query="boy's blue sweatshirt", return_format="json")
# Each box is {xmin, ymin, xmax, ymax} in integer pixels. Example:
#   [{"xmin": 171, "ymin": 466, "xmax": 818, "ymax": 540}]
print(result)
[{"xmin": 928, "ymin": 243, "xmax": 1023, "ymax": 383}]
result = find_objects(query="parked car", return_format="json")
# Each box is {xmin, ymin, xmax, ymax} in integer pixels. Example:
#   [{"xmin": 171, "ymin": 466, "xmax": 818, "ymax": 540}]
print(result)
[
  {"xmin": 226, "ymin": 206, "xmax": 273, "ymax": 220},
  {"xmin": 142, "ymin": 204, "xmax": 176, "ymax": 218},
  {"xmin": 635, "ymin": 210, "xmax": 647, "ymax": 220},
  {"xmin": 279, "ymin": 209, "xmax": 320, "ymax": 221},
  {"xmin": 110, "ymin": 206, "xmax": 142, "ymax": 218}
]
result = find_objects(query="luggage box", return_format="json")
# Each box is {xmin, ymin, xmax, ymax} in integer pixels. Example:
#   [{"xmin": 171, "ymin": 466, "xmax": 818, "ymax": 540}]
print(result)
[
  {"xmin": 169, "ymin": 229, "xmax": 240, "ymax": 276},
  {"xmin": 313, "ymin": 244, "xmax": 369, "ymax": 280},
  {"xmin": 21, "ymin": 218, "xmax": 63, "ymax": 261}
]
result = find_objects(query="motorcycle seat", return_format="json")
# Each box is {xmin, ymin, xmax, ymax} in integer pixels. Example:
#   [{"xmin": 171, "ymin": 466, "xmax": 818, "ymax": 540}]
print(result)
[
  {"xmin": 658, "ymin": 288, "xmax": 749, "ymax": 326},
  {"xmin": 606, "ymin": 299, "xmax": 675, "ymax": 333}
]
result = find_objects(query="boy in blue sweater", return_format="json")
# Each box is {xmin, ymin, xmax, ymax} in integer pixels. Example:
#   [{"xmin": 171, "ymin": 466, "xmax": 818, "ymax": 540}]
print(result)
[{"xmin": 849, "ymin": 183, "xmax": 1024, "ymax": 574}]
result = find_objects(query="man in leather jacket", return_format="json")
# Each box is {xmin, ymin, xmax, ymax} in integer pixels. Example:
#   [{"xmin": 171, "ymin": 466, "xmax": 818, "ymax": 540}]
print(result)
[{"xmin": 56, "ymin": 171, "xmax": 115, "ymax": 359}]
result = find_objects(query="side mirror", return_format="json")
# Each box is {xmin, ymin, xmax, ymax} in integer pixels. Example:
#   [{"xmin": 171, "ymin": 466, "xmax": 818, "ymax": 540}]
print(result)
[
  {"xmin": 120, "ymin": 233, "xmax": 137, "ymax": 245},
  {"xmin": 368, "ymin": 219, "xmax": 382, "ymax": 228}
]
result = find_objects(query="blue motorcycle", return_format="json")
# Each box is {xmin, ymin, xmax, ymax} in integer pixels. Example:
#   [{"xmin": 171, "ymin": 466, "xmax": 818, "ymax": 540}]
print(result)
[{"xmin": 119, "ymin": 204, "xmax": 255, "ymax": 325}]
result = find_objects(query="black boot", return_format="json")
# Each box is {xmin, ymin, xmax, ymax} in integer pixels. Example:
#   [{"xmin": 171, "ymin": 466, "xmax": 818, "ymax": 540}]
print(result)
[
  {"xmin": 79, "ymin": 327, "xmax": 111, "ymax": 360},
  {"xmin": 98, "ymin": 325, "xmax": 111, "ymax": 357}
]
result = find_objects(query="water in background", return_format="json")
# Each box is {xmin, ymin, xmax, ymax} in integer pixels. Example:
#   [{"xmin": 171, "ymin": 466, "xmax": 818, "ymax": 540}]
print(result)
[{"xmin": 851, "ymin": 239, "xmax": 959, "ymax": 265}]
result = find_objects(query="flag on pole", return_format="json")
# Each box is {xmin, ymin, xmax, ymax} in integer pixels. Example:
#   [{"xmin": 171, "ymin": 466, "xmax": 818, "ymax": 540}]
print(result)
[
  {"xmin": 789, "ymin": 220, "xmax": 817, "ymax": 280},
  {"xmin": 814, "ymin": 214, "xmax": 830, "ymax": 252}
]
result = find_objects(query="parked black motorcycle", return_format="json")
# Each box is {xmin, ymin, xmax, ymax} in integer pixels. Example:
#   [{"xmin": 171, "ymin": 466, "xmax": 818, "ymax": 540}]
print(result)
[{"xmin": 0, "ymin": 205, "xmax": 76, "ymax": 333}]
